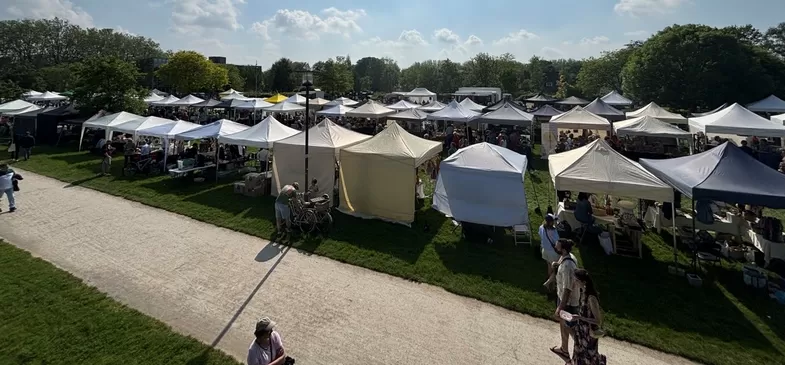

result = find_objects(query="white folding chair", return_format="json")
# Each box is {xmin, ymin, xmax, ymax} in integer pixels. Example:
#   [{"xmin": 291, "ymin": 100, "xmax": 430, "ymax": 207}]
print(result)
[{"xmin": 513, "ymin": 224, "xmax": 532, "ymax": 246}]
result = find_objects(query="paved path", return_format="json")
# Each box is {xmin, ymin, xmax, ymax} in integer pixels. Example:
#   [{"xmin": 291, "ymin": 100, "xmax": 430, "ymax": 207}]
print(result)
[{"xmin": 0, "ymin": 171, "xmax": 695, "ymax": 365}]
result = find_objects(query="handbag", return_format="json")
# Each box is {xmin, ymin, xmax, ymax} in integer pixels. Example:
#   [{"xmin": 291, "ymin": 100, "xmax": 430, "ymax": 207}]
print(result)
[{"xmin": 270, "ymin": 337, "xmax": 295, "ymax": 365}]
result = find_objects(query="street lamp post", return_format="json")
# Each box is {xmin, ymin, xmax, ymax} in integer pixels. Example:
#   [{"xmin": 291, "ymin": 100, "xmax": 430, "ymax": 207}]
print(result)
[{"xmin": 301, "ymin": 70, "xmax": 314, "ymax": 187}]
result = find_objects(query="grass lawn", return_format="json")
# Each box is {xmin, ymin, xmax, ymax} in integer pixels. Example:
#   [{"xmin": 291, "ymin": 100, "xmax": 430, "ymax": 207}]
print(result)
[
  {"xmin": 5, "ymin": 145, "xmax": 785, "ymax": 365},
  {"xmin": 0, "ymin": 241, "xmax": 241, "ymax": 365}
]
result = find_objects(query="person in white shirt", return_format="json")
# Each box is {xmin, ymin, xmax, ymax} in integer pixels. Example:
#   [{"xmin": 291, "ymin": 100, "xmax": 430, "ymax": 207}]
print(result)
[
  {"xmin": 551, "ymin": 239, "xmax": 580, "ymax": 360},
  {"xmin": 539, "ymin": 214, "xmax": 560, "ymax": 288},
  {"xmin": 140, "ymin": 140, "xmax": 151, "ymax": 156},
  {"xmin": 247, "ymin": 317, "xmax": 287, "ymax": 365}
]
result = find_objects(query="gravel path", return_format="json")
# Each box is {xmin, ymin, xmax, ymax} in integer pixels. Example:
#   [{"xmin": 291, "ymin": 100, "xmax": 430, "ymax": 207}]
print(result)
[{"xmin": 0, "ymin": 171, "xmax": 695, "ymax": 365}]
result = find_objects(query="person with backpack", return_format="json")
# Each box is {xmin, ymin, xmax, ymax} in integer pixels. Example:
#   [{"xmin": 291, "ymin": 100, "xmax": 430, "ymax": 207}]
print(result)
[
  {"xmin": 551, "ymin": 239, "xmax": 580, "ymax": 361},
  {"xmin": 0, "ymin": 163, "xmax": 23, "ymax": 212},
  {"xmin": 570, "ymin": 269, "xmax": 607, "ymax": 364}
]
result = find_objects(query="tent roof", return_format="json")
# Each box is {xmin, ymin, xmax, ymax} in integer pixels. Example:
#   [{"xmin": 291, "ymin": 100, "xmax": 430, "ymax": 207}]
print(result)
[
  {"xmin": 136, "ymin": 119, "xmax": 200, "ymax": 138},
  {"xmin": 28, "ymin": 91, "xmax": 67, "ymax": 101},
  {"xmin": 41, "ymin": 103, "xmax": 79, "ymax": 116},
  {"xmin": 317, "ymin": 105, "xmax": 354, "ymax": 116},
  {"xmin": 426, "ymin": 100, "xmax": 482, "ymax": 122},
  {"xmin": 284, "ymin": 94, "xmax": 307, "ymax": 105},
  {"xmin": 773, "ymin": 113, "xmax": 785, "ymax": 125},
  {"xmin": 531, "ymin": 104, "xmax": 564, "ymax": 117},
  {"xmin": 555, "ymin": 96, "xmax": 589, "ymax": 106},
  {"xmin": 626, "ymin": 102, "xmax": 686, "ymax": 123},
  {"xmin": 265, "ymin": 93, "xmax": 288, "ymax": 103},
  {"xmin": 169, "ymin": 94, "xmax": 204, "ymax": 106},
  {"xmin": 345, "ymin": 100, "xmax": 396, "ymax": 118},
  {"xmin": 325, "ymin": 97, "xmax": 359, "ymax": 106},
  {"xmin": 221, "ymin": 91, "xmax": 250, "ymax": 101},
  {"xmin": 219, "ymin": 88, "xmax": 242, "ymax": 96},
  {"xmin": 522, "ymin": 93, "xmax": 557, "ymax": 103},
  {"xmin": 459, "ymin": 98, "xmax": 485, "ymax": 111},
  {"xmin": 21, "ymin": 90, "xmax": 42, "ymax": 97},
  {"xmin": 474, "ymin": 103, "xmax": 534, "ymax": 126},
  {"xmin": 235, "ymin": 98, "xmax": 274, "ymax": 110},
  {"xmin": 0, "ymin": 99, "xmax": 36, "ymax": 113},
  {"xmin": 600, "ymin": 90, "xmax": 633, "ymax": 106},
  {"xmin": 84, "ymin": 111, "xmax": 143, "ymax": 129},
  {"xmin": 113, "ymin": 116, "xmax": 175, "ymax": 134},
  {"xmin": 151, "ymin": 95, "xmax": 180, "ymax": 106},
  {"xmin": 217, "ymin": 115, "xmax": 299, "ymax": 148},
  {"xmin": 486, "ymin": 100, "xmax": 527, "ymax": 112},
  {"xmin": 308, "ymin": 98, "xmax": 331, "ymax": 106},
  {"xmin": 143, "ymin": 91, "xmax": 164, "ymax": 103},
  {"xmin": 13, "ymin": 106, "xmax": 52, "ymax": 117},
  {"xmin": 174, "ymin": 119, "xmax": 248, "ymax": 140},
  {"xmin": 584, "ymin": 98, "xmax": 625, "ymax": 117},
  {"xmin": 215, "ymin": 98, "xmax": 252, "ymax": 108},
  {"xmin": 151, "ymin": 89, "xmax": 167, "ymax": 96},
  {"xmin": 746, "ymin": 94, "xmax": 785, "ymax": 113},
  {"xmin": 276, "ymin": 118, "xmax": 371, "ymax": 148},
  {"xmin": 389, "ymin": 108, "xmax": 428, "ymax": 121},
  {"xmin": 262, "ymin": 102, "xmax": 306, "ymax": 113},
  {"xmin": 549, "ymin": 139, "xmax": 672, "ymax": 202},
  {"xmin": 692, "ymin": 103, "xmax": 728, "ymax": 117},
  {"xmin": 549, "ymin": 106, "xmax": 612, "ymax": 130},
  {"xmin": 343, "ymin": 123, "xmax": 441, "ymax": 166},
  {"xmin": 443, "ymin": 142, "xmax": 527, "ymax": 174},
  {"xmin": 405, "ymin": 87, "xmax": 436, "ymax": 97},
  {"xmin": 419, "ymin": 100, "xmax": 447, "ymax": 112},
  {"xmin": 192, "ymin": 99, "xmax": 222, "ymax": 107},
  {"xmin": 614, "ymin": 116, "xmax": 692, "ymax": 138},
  {"xmin": 387, "ymin": 100, "xmax": 421, "ymax": 110},
  {"xmin": 640, "ymin": 142, "xmax": 785, "ymax": 207},
  {"xmin": 688, "ymin": 103, "xmax": 785, "ymax": 137}
]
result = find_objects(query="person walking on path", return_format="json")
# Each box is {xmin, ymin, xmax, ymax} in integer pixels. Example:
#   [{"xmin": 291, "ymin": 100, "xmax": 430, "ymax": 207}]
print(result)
[
  {"xmin": 539, "ymin": 213, "xmax": 560, "ymax": 291},
  {"xmin": 247, "ymin": 317, "xmax": 289, "ymax": 365},
  {"xmin": 551, "ymin": 239, "xmax": 580, "ymax": 360},
  {"xmin": 19, "ymin": 131, "xmax": 35, "ymax": 161},
  {"xmin": 570, "ymin": 269, "xmax": 606, "ymax": 365},
  {"xmin": 101, "ymin": 142, "xmax": 115, "ymax": 175},
  {"xmin": 0, "ymin": 163, "xmax": 22, "ymax": 212},
  {"xmin": 275, "ymin": 182, "xmax": 299, "ymax": 234}
]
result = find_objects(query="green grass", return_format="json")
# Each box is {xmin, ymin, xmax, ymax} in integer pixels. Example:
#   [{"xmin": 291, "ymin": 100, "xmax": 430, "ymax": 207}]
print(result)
[
  {"xmin": 0, "ymin": 241, "xmax": 241, "ymax": 365},
  {"xmin": 5, "ymin": 145, "xmax": 785, "ymax": 365}
]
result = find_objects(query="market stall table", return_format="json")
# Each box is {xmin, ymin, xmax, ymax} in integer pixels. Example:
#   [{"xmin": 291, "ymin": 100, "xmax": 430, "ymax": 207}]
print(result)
[
  {"xmin": 742, "ymin": 223, "xmax": 785, "ymax": 265},
  {"xmin": 557, "ymin": 202, "xmax": 617, "ymax": 244},
  {"xmin": 644, "ymin": 205, "xmax": 742, "ymax": 237}
]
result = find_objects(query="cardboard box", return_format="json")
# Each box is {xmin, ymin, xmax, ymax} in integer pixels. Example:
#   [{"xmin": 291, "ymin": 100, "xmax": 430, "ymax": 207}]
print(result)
[{"xmin": 234, "ymin": 182, "xmax": 246, "ymax": 194}]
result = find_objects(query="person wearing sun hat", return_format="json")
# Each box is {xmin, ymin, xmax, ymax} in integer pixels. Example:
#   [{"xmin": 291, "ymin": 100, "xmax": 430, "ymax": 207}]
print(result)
[{"xmin": 247, "ymin": 317, "xmax": 287, "ymax": 365}]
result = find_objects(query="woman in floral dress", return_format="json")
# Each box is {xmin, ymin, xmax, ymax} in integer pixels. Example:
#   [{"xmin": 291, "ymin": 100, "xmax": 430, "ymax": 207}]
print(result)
[{"xmin": 570, "ymin": 269, "xmax": 606, "ymax": 365}]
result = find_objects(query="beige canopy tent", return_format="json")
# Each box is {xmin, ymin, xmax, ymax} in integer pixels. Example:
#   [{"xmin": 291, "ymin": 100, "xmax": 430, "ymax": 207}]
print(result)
[
  {"xmin": 272, "ymin": 119, "xmax": 371, "ymax": 197},
  {"xmin": 625, "ymin": 102, "xmax": 687, "ymax": 124},
  {"xmin": 542, "ymin": 106, "xmax": 611, "ymax": 158},
  {"xmin": 339, "ymin": 123, "xmax": 441, "ymax": 225}
]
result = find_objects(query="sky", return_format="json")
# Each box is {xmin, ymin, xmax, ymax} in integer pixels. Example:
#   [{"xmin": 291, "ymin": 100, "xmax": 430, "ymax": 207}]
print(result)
[{"xmin": 2, "ymin": 0, "xmax": 784, "ymax": 69}]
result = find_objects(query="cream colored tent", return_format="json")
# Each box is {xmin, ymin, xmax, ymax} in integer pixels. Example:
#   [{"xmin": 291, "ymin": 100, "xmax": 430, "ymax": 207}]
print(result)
[
  {"xmin": 339, "ymin": 123, "xmax": 441, "ymax": 225},
  {"xmin": 272, "ymin": 119, "xmax": 371, "ymax": 197},
  {"xmin": 625, "ymin": 102, "xmax": 687, "ymax": 124}
]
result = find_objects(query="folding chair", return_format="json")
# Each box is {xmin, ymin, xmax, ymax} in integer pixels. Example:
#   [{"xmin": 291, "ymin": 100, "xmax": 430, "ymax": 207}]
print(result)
[{"xmin": 513, "ymin": 224, "xmax": 532, "ymax": 246}]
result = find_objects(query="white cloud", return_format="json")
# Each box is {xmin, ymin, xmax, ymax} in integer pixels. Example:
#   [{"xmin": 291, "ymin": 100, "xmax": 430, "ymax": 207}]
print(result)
[
  {"xmin": 433, "ymin": 28, "xmax": 460, "ymax": 44},
  {"xmin": 580, "ymin": 36, "xmax": 610, "ymax": 46},
  {"xmin": 624, "ymin": 30, "xmax": 649, "ymax": 37},
  {"xmin": 464, "ymin": 34, "xmax": 483, "ymax": 46},
  {"xmin": 4, "ymin": 0, "xmax": 94, "ymax": 27},
  {"xmin": 114, "ymin": 26, "xmax": 135, "ymax": 36},
  {"xmin": 249, "ymin": 8, "xmax": 366, "ymax": 41},
  {"xmin": 493, "ymin": 29, "xmax": 539, "ymax": 45},
  {"xmin": 614, "ymin": 0, "xmax": 686, "ymax": 16},
  {"xmin": 169, "ymin": 0, "xmax": 245, "ymax": 34},
  {"xmin": 398, "ymin": 30, "xmax": 428, "ymax": 46}
]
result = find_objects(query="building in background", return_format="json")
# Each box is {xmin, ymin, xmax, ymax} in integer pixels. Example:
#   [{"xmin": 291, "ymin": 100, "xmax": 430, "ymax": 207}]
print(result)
[{"xmin": 209, "ymin": 56, "xmax": 227, "ymax": 64}]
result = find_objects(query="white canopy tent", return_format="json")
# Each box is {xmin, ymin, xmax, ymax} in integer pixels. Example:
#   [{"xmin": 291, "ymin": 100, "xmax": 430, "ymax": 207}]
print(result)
[
  {"xmin": 111, "ymin": 116, "xmax": 176, "ymax": 138},
  {"xmin": 542, "ymin": 106, "xmax": 611, "ymax": 158},
  {"xmin": 426, "ymin": 100, "xmax": 481, "ymax": 123},
  {"xmin": 472, "ymin": 103, "xmax": 534, "ymax": 127},
  {"xmin": 345, "ymin": 100, "xmax": 395, "ymax": 118},
  {"xmin": 459, "ymin": 98, "xmax": 485, "ymax": 111},
  {"xmin": 433, "ymin": 143, "xmax": 529, "ymax": 227},
  {"xmin": 78, "ymin": 111, "xmax": 143, "ymax": 150},
  {"xmin": 221, "ymin": 91, "xmax": 250, "ymax": 101},
  {"xmin": 614, "ymin": 116, "xmax": 692, "ymax": 138},
  {"xmin": 387, "ymin": 100, "xmax": 421, "ymax": 110},
  {"xmin": 308, "ymin": 98, "xmax": 331, "ymax": 107},
  {"xmin": 217, "ymin": 115, "xmax": 299, "ymax": 149},
  {"xmin": 151, "ymin": 95, "xmax": 180, "ymax": 106},
  {"xmin": 174, "ymin": 119, "xmax": 248, "ymax": 141},
  {"xmin": 339, "ymin": 123, "xmax": 441, "ymax": 225},
  {"xmin": 773, "ymin": 113, "xmax": 785, "ymax": 125},
  {"xmin": 28, "ymin": 91, "xmax": 67, "ymax": 102},
  {"xmin": 284, "ymin": 94, "xmax": 307, "ymax": 105},
  {"xmin": 325, "ymin": 97, "xmax": 359, "ymax": 106},
  {"xmin": 316, "ymin": 105, "xmax": 354, "ymax": 117},
  {"xmin": 600, "ymin": 90, "xmax": 633, "ymax": 107},
  {"xmin": 143, "ymin": 91, "xmax": 164, "ymax": 104},
  {"xmin": 151, "ymin": 89, "xmax": 167, "ymax": 96},
  {"xmin": 625, "ymin": 102, "xmax": 687, "ymax": 124},
  {"xmin": 403, "ymin": 87, "xmax": 437, "ymax": 103},
  {"xmin": 262, "ymin": 102, "xmax": 305, "ymax": 114},
  {"xmin": 169, "ymin": 94, "xmax": 204, "ymax": 106},
  {"xmin": 272, "ymin": 119, "xmax": 371, "ymax": 197},
  {"xmin": 746, "ymin": 95, "xmax": 785, "ymax": 114},
  {"xmin": 389, "ymin": 109, "xmax": 428, "ymax": 121},
  {"xmin": 688, "ymin": 103, "xmax": 785, "ymax": 137},
  {"xmin": 419, "ymin": 100, "xmax": 447, "ymax": 112},
  {"xmin": 548, "ymin": 139, "xmax": 673, "ymax": 202},
  {"xmin": 136, "ymin": 120, "xmax": 201, "ymax": 139},
  {"xmin": 21, "ymin": 90, "xmax": 42, "ymax": 99},
  {"xmin": 0, "ymin": 99, "xmax": 36, "ymax": 113},
  {"xmin": 235, "ymin": 98, "xmax": 274, "ymax": 110},
  {"xmin": 219, "ymin": 88, "xmax": 242, "ymax": 96},
  {"xmin": 1, "ymin": 105, "xmax": 42, "ymax": 116}
]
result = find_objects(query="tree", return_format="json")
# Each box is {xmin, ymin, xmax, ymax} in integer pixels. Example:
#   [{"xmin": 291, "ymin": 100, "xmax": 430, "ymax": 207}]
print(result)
[
  {"xmin": 266, "ymin": 58, "xmax": 293, "ymax": 92},
  {"xmin": 38, "ymin": 63, "xmax": 81, "ymax": 91},
  {"xmin": 0, "ymin": 79, "xmax": 22, "ymax": 101},
  {"xmin": 765, "ymin": 22, "xmax": 785, "ymax": 59},
  {"xmin": 72, "ymin": 56, "xmax": 146, "ymax": 115},
  {"xmin": 313, "ymin": 57, "xmax": 353, "ymax": 96},
  {"xmin": 156, "ymin": 51, "xmax": 227, "ymax": 94},
  {"xmin": 220, "ymin": 64, "xmax": 245, "ymax": 91},
  {"xmin": 555, "ymin": 73, "xmax": 580, "ymax": 99},
  {"xmin": 722, "ymin": 25, "xmax": 765, "ymax": 46},
  {"xmin": 576, "ymin": 44, "xmax": 638, "ymax": 98},
  {"xmin": 522, "ymin": 56, "xmax": 557, "ymax": 94}
]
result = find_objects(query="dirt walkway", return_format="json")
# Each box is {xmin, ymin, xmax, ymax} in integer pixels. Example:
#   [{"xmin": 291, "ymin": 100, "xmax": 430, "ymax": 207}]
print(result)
[{"xmin": 0, "ymin": 171, "xmax": 695, "ymax": 365}]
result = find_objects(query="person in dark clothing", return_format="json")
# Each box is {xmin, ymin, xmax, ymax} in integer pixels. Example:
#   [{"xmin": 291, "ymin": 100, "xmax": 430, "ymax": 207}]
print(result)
[
  {"xmin": 739, "ymin": 140, "xmax": 755, "ymax": 157},
  {"xmin": 19, "ymin": 131, "xmax": 35, "ymax": 161}
]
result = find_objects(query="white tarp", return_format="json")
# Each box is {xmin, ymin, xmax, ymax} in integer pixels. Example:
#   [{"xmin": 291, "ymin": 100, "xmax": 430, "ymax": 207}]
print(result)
[
  {"xmin": 405, "ymin": 88, "xmax": 436, "ymax": 97},
  {"xmin": 345, "ymin": 100, "xmax": 395, "ymax": 118},
  {"xmin": 600, "ymin": 90, "xmax": 633, "ymax": 107},
  {"xmin": 221, "ymin": 91, "xmax": 250, "ymax": 101},
  {"xmin": 339, "ymin": 123, "xmax": 441, "ymax": 225},
  {"xmin": 174, "ymin": 119, "xmax": 248, "ymax": 141},
  {"xmin": 219, "ymin": 88, "xmax": 242, "ymax": 96},
  {"xmin": 151, "ymin": 95, "xmax": 180, "ymax": 106},
  {"xmin": 549, "ymin": 106, "xmax": 612, "ymax": 130},
  {"xmin": 459, "ymin": 98, "xmax": 485, "ymax": 111},
  {"xmin": 136, "ymin": 120, "xmax": 201, "ymax": 139},
  {"xmin": 272, "ymin": 119, "xmax": 370, "ymax": 197},
  {"xmin": 0, "ymin": 99, "xmax": 36, "ymax": 113},
  {"xmin": 111, "ymin": 116, "xmax": 176, "ymax": 137},
  {"xmin": 308, "ymin": 98, "xmax": 331, "ymax": 106},
  {"xmin": 773, "ymin": 113, "xmax": 785, "ymax": 125},
  {"xmin": 389, "ymin": 109, "xmax": 427, "ymax": 121},
  {"xmin": 625, "ymin": 102, "xmax": 686, "ymax": 124},
  {"xmin": 419, "ymin": 100, "xmax": 447, "ymax": 112},
  {"xmin": 614, "ymin": 116, "xmax": 691, "ymax": 138},
  {"xmin": 284, "ymin": 94, "xmax": 307, "ymax": 105},
  {"xmin": 426, "ymin": 100, "xmax": 481, "ymax": 122},
  {"xmin": 28, "ymin": 91, "xmax": 67, "ymax": 101},
  {"xmin": 21, "ymin": 90, "xmax": 42, "ymax": 99},
  {"xmin": 143, "ymin": 91, "xmax": 164, "ymax": 104},
  {"xmin": 1, "ymin": 105, "xmax": 42, "ymax": 116},
  {"xmin": 235, "ymin": 98, "xmax": 274, "ymax": 110},
  {"xmin": 387, "ymin": 100, "xmax": 421, "ymax": 110},
  {"xmin": 433, "ymin": 143, "xmax": 529, "ymax": 227},
  {"xmin": 688, "ymin": 103, "xmax": 785, "ymax": 137},
  {"xmin": 169, "ymin": 94, "xmax": 204, "ymax": 106},
  {"xmin": 325, "ymin": 97, "xmax": 359, "ymax": 106},
  {"xmin": 317, "ymin": 105, "xmax": 354, "ymax": 116},
  {"xmin": 217, "ymin": 115, "xmax": 299, "ymax": 149},
  {"xmin": 78, "ymin": 111, "xmax": 143, "ymax": 150},
  {"xmin": 262, "ymin": 102, "xmax": 305, "ymax": 113},
  {"xmin": 746, "ymin": 95, "xmax": 785, "ymax": 114},
  {"xmin": 548, "ymin": 139, "xmax": 673, "ymax": 202}
]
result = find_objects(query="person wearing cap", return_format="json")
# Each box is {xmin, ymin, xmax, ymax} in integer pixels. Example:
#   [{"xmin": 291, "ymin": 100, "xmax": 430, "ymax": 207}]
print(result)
[
  {"xmin": 247, "ymin": 317, "xmax": 286, "ymax": 365},
  {"xmin": 539, "ymin": 213, "xmax": 560, "ymax": 289},
  {"xmin": 275, "ymin": 182, "xmax": 299, "ymax": 233},
  {"xmin": 551, "ymin": 239, "xmax": 580, "ymax": 360}
]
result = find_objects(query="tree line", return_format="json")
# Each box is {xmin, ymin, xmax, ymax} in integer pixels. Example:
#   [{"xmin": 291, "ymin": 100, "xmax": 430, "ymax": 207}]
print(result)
[{"xmin": 1, "ymin": 18, "xmax": 784, "ymax": 115}]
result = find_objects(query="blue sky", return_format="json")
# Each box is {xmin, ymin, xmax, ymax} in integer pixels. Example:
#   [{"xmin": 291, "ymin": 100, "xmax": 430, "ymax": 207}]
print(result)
[{"xmin": 3, "ymin": 0, "xmax": 784, "ymax": 68}]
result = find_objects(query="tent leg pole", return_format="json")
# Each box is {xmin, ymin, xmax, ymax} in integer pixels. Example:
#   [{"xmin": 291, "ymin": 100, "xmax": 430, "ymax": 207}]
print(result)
[{"xmin": 672, "ymin": 202, "xmax": 677, "ymax": 263}]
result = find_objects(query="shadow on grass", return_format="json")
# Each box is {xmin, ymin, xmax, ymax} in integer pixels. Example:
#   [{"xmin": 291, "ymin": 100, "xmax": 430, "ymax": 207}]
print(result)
[{"xmin": 63, "ymin": 174, "xmax": 104, "ymax": 188}]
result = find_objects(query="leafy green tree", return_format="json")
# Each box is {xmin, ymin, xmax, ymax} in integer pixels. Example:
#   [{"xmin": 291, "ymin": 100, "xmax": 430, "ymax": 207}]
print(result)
[
  {"xmin": 576, "ymin": 44, "xmax": 638, "ymax": 98},
  {"xmin": 38, "ymin": 63, "xmax": 81, "ymax": 91},
  {"xmin": 722, "ymin": 25, "xmax": 765, "ymax": 46},
  {"xmin": 521, "ymin": 56, "xmax": 558, "ymax": 94},
  {"xmin": 0, "ymin": 79, "xmax": 22, "ymax": 101},
  {"xmin": 266, "ymin": 58, "xmax": 293, "ymax": 92},
  {"xmin": 764, "ymin": 22, "xmax": 785, "ymax": 59},
  {"xmin": 555, "ymin": 73, "xmax": 580, "ymax": 99},
  {"xmin": 220, "ymin": 64, "xmax": 245, "ymax": 91},
  {"xmin": 72, "ymin": 56, "xmax": 146, "ymax": 115},
  {"xmin": 156, "ymin": 51, "xmax": 227, "ymax": 94},
  {"xmin": 313, "ymin": 57, "xmax": 353, "ymax": 96}
]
